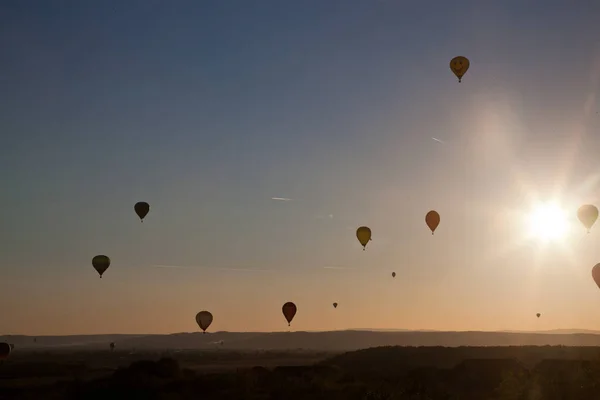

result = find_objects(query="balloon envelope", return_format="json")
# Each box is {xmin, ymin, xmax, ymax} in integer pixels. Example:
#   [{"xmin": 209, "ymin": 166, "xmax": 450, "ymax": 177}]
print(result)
[
  {"xmin": 425, "ymin": 211, "xmax": 440, "ymax": 234},
  {"xmin": 134, "ymin": 202, "xmax": 150, "ymax": 221},
  {"xmin": 392, "ymin": 272, "xmax": 396, "ymax": 278},
  {"xmin": 333, "ymin": 302, "xmax": 338, "ymax": 308},
  {"xmin": 536, "ymin": 313, "xmax": 541, "ymax": 318},
  {"xmin": 282, "ymin": 302, "xmax": 297, "ymax": 326},
  {"xmin": 592, "ymin": 264, "xmax": 600, "ymax": 289},
  {"xmin": 92, "ymin": 255, "xmax": 111, "ymax": 278},
  {"xmin": 0, "ymin": 342, "xmax": 10, "ymax": 360},
  {"xmin": 577, "ymin": 205, "xmax": 598, "ymax": 232},
  {"xmin": 450, "ymin": 56, "xmax": 470, "ymax": 82},
  {"xmin": 356, "ymin": 226, "xmax": 372, "ymax": 249},
  {"xmin": 196, "ymin": 311, "xmax": 213, "ymax": 333}
]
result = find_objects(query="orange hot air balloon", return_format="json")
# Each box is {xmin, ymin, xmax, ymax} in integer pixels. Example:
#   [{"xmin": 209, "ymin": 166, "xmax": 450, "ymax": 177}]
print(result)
[
  {"xmin": 282, "ymin": 302, "xmax": 297, "ymax": 326},
  {"xmin": 425, "ymin": 210, "xmax": 440, "ymax": 234},
  {"xmin": 196, "ymin": 311, "xmax": 213, "ymax": 334},
  {"xmin": 592, "ymin": 264, "xmax": 600, "ymax": 289},
  {"xmin": 0, "ymin": 342, "xmax": 10, "ymax": 361},
  {"xmin": 134, "ymin": 202, "xmax": 150, "ymax": 222},
  {"xmin": 577, "ymin": 205, "xmax": 598, "ymax": 233}
]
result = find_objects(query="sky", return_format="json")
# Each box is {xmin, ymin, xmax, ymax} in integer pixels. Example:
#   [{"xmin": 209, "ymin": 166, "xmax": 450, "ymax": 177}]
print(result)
[{"xmin": 2, "ymin": 0, "xmax": 600, "ymax": 335}]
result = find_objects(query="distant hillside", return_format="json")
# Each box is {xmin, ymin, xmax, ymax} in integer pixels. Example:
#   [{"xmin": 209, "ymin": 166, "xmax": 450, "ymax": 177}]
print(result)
[{"xmin": 8, "ymin": 330, "xmax": 600, "ymax": 351}]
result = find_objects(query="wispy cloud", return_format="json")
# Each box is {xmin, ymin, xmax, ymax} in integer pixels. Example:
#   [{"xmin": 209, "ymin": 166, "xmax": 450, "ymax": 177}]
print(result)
[
  {"xmin": 431, "ymin": 137, "xmax": 445, "ymax": 143},
  {"xmin": 151, "ymin": 264, "xmax": 276, "ymax": 273},
  {"xmin": 271, "ymin": 197, "xmax": 292, "ymax": 201},
  {"xmin": 323, "ymin": 266, "xmax": 357, "ymax": 270}
]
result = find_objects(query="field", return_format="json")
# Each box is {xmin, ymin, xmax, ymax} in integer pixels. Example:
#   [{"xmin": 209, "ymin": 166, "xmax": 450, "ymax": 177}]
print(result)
[{"xmin": 3, "ymin": 346, "xmax": 600, "ymax": 399}]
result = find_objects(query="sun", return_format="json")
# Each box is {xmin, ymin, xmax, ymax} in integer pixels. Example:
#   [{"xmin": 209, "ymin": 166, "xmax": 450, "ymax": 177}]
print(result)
[{"xmin": 525, "ymin": 202, "xmax": 570, "ymax": 243}]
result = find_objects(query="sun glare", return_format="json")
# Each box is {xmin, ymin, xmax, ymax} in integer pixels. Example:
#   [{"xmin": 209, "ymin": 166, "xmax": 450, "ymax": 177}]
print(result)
[{"xmin": 526, "ymin": 202, "xmax": 570, "ymax": 243}]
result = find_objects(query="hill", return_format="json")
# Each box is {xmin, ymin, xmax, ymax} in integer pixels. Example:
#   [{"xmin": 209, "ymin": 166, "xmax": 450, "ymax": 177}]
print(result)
[{"xmin": 8, "ymin": 330, "xmax": 600, "ymax": 351}]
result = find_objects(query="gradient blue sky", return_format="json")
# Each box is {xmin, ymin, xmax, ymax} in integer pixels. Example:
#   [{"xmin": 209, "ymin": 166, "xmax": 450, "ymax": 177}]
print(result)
[{"xmin": 2, "ymin": 0, "xmax": 600, "ymax": 335}]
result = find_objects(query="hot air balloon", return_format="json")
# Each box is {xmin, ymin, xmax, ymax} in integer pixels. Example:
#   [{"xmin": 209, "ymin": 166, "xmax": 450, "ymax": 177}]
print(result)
[
  {"xmin": 425, "ymin": 211, "xmax": 440, "ymax": 234},
  {"xmin": 356, "ymin": 226, "xmax": 372, "ymax": 250},
  {"xmin": 196, "ymin": 311, "xmax": 213, "ymax": 334},
  {"xmin": 333, "ymin": 302, "xmax": 338, "ymax": 309},
  {"xmin": 392, "ymin": 272, "xmax": 396, "ymax": 278},
  {"xmin": 536, "ymin": 313, "xmax": 541, "ymax": 318},
  {"xmin": 592, "ymin": 263, "xmax": 600, "ymax": 289},
  {"xmin": 110, "ymin": 342, "xmax": 115, "ymax": 351},
  {"xmin": 282, "ymin": 302, "xmax": 297, "ymax": 326},
  {"xmin": 577, "ymin": 205, "xmax": 598, "ymax": 233},
  {"xmin": 0, "ymin": 343, "xmax": 10, "ymax": 361},
  {"xmin": 450, "ymin": 56, "xmax": 470, "ymax": 82},
  {"xmin": 92, "ymin": 255, "xmax": 111, "ymax": 278},
  {"xmin": 134, "ymin": 202, "xmax": 150, "ymax": 222}
]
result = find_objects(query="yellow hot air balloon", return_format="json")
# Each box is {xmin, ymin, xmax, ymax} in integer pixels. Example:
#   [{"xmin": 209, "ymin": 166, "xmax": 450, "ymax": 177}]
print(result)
[
  {"xmin": 196, "ymin": 311, "xmax": 213, "ymax": 334},
  {"xmin": 92, "ymin": 255, "xmax": 111, "ymax": 278},
  {"xmin": 425, "ymin": 211, "xmax": 440, "ymax": 234},
  {"xmin": 577, "ymin": 205, "xmax": 598, "ymax": 233},
  {"xmin": 356, "ymin": 226, "xmax": 372, "ymax": 250},
  {"xmin": 450, "ymin": 56, "xmax": 470, "ymax": 82}
]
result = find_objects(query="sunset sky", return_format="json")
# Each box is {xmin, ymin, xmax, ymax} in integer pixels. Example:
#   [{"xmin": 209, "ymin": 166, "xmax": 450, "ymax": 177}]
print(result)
[{"xmin": 2, "ymin": 0, "xmax": 600, "ymax": 335}]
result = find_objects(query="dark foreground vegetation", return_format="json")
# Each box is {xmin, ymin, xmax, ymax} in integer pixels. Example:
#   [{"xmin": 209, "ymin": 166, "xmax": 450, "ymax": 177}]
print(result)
[{"xmin": 3, "ymin": 346, "xmax": 600, "ymax": 399}]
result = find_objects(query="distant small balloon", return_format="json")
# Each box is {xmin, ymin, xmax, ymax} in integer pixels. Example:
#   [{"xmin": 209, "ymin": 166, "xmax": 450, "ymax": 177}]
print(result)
[
  {"xmin": 577, "ymin": 205, "xmax": 598, "ymax": 233},
  {"xmin": 356, "ymin": 226, "xmax": 372, "ymax": 250},
  {"xmin": 92, "ymin": 255, "xmax": 111, "ymax": 278},
  {"xmin": 196, "ymin": 311, "xmax": 213, "ymax": 334},
  {"xmin": 110, "ymin": 342, "xmax": 115, "ymax": 351},
  {"xmin": 333, "ymin": 302, "xmax": 338, "ymax": 309},
  {"xmin": 536, "ymin": 313, "xmax": 541, "ymax": 318},
  {"xmin": 450, "ymin": 56, "xmax": 470, "ymax": 82},
  {"xmin": 392, "ymin": 272, "xmax": 396, "ymax": 278},
  {"xmin": 425, "ymin": 211, "xmax": 440, "ymax": 234},
  {"xmin": 282, "ymin": 302, "xmax": 297, "ymax": 326},
  {"xmin": 134, "ymin": 202, "xmax": 150, "ymax": 222}
]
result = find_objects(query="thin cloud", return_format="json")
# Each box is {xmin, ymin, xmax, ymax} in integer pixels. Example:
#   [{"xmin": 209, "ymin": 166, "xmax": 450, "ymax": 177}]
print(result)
[
  {"xmin": 323, "ymin": 266, "xmax": 357, "ymax": 270},
  {"xmin": 431, "ymin": 137, "xmax": 445, "ymax": 143},
  {"xmin": 271, "ymin": 197, "xmax": 293, "ymax": 201},
  {"xmin": 151, "ymin": 264, "xmax": 276, "ymax": 273}
]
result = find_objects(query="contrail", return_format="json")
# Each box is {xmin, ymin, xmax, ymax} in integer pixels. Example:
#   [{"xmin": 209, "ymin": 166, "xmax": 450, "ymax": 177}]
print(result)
[
  {"xmin": 271, "ymin": 197, "xmax": 292, "ymax": 201},
  {"xmin": 431, "ymin": 137, "xmax": 445, "ymax": 143}
]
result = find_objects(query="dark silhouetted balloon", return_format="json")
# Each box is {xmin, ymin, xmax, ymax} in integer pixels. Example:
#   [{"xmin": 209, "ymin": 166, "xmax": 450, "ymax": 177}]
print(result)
[
  {"xmin": 282, "ymin": 302, "xmax": 297, "ymax": 326},
  {"xmin": 536, "ymin": 313, "xmax": 541, "ymax": 318},
  {"xmin": 392, "ymin": 272, "xmax": 396, "ymax": 278},
  {"xmin": 196, "ymin": 311, "xmax": 213, "ymax": 334},
  {"xmin": 425, "ymin": 211, "xmax": 440, "ymax": 234},
  {"xmin": 577, "ymin": 205, "xmax": 598, "ymax": 233},
  {"xmin": 110, "ymin": 342, "xmax": 115, "ymax": 351},
  {"xmin": 450, "ymin": 56, "xmax": 470, "ymax": 82},
  {"xmin": 333, "ymin": 302, "xmax": 338, "ymax": 309},
  {"xmin": 356, "ymin": 226, "xmax": 372, "ymax": 250},
  {"xmin": 134, "ymin": 202, "xmax": 150, "ymax": 222},
  {"xmin": 92, "ymin": 255, "xmax": 111, "ymax": 278}
]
